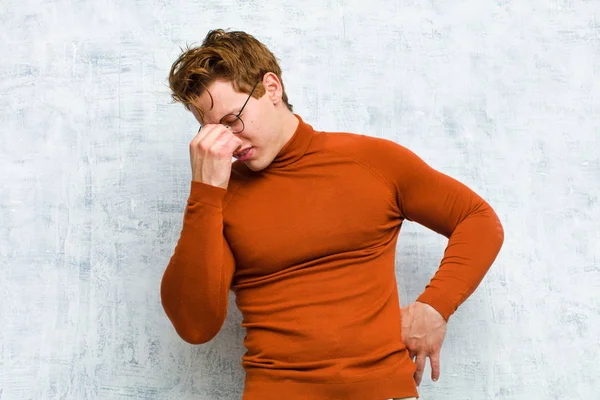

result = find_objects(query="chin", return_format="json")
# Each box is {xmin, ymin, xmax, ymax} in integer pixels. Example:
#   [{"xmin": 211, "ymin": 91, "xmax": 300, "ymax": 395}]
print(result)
[
  {"xmin": 245, "ymin": 163, "xmax": 258, "ymax": 171},
  {"xmin": 245, "ymin": 156, "xmax": 273, "ymax": 172},
  {"xmin": 246, "ymin": 161, "xmax": 266, "ymax": 172}
]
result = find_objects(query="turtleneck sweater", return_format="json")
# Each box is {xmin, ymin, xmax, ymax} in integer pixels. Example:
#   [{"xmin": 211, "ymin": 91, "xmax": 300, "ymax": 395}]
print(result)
[{"xmin": 160, "ymin": 114, "xmax": 504, "ymax": 400}]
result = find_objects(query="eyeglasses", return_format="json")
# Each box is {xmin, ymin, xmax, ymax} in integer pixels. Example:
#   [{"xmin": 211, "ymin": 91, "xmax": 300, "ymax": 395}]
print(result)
[{"xmin": 198, "ymin": 80, "xmax": 261, "ymax": 135}]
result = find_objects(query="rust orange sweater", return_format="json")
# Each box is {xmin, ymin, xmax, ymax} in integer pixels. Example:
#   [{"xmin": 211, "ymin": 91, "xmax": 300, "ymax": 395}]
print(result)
[{"xmin": 160, "ymin": 114, "xmax": 504, "ymax": 400}]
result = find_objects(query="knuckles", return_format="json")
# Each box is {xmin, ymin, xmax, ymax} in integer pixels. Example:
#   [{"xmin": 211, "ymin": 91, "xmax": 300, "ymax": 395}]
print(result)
[{"xmin": 189, "ymin": 128, "xmax": 240, "ymax": 157}]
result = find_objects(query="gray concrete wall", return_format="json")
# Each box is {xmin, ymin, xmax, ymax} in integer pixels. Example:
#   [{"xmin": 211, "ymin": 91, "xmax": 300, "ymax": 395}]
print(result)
[{"xmin": 1, "ymin": 0, "xmax": 599, "ymax": 399}]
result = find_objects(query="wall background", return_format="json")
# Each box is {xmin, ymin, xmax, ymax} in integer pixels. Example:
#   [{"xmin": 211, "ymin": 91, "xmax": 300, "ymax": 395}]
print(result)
[{"xmin": 1, "ymin": 0, "xmax": 599, "ymax": 399}]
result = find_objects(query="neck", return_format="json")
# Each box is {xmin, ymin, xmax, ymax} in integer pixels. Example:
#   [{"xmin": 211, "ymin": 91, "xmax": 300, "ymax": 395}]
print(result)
[{"xmin": 278, "ymin": 111, "xmax": 300, "ymax": 147}]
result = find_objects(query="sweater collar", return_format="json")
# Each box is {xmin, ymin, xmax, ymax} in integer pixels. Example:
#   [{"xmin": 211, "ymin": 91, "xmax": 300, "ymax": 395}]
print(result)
[{"xmin": 266, "ymin": 114, "xmax": 314, "ymax": 170}]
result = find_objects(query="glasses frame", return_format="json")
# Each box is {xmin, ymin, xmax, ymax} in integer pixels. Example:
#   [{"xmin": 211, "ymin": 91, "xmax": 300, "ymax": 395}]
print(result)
[{"xmin": 197, "ymin": 79, "xmax": 261, "ymax": 135}]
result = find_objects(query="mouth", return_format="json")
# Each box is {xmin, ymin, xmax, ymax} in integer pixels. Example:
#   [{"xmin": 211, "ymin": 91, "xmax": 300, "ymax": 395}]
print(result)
[{"xmin": 234, "ymin": 147, "xmax": 254, "ymax": 161}]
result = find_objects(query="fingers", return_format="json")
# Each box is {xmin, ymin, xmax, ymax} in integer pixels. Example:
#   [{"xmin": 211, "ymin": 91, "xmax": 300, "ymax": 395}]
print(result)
[
  {"xmin": 429, "ymin": 351, "xmax": 440, "ymax": 382},
  {"xmin": 410, "ymin": 350, "xmax": 441, "ymax": 386},
  {"xmin": 193, "ymin": 124, "xmax": 227, "ymax": 148},
  {"xmin": 191, "ymin": 124, "xmax": 242, "ymax": 158},
  {"xmin": 413, "ymin": 354, "xmax": 426, "ymax": 386},
  {"xmin": 408, "ymin": 349, "xmax": 416, "ymax": 361}
]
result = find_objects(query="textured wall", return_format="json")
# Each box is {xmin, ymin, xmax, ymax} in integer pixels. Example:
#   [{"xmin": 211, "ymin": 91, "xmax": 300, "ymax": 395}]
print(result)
[{"xmin": 1, "ymin": 0, "xmax": 599, "ymax": 399}]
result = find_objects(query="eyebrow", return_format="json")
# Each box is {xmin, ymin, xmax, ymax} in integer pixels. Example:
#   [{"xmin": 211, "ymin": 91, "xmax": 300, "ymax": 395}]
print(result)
[{"xmin": 224, "ymin": 108, "xmax": 241, "ymax": 117}]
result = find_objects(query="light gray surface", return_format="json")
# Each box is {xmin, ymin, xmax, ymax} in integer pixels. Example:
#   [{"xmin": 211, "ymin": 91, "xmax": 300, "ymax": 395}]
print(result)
[{"xmin": 1, "ymin": 1, "xmax": 599, "ymax": 399}]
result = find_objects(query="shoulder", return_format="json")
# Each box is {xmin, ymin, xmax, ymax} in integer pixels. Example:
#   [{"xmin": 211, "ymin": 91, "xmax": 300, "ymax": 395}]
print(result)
[
  {"xmin": 318, "ymin": 129, "xmax": 417, "ymax": 168},
  {"xmin": 316, "ymin": 129, "xmax": 435, "ymax": 197}
]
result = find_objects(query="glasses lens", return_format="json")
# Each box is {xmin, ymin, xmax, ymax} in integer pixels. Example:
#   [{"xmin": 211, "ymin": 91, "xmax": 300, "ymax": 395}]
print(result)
[{"xmin": 220, "ymin": 114, "xmax": 244, "ymax": 133}]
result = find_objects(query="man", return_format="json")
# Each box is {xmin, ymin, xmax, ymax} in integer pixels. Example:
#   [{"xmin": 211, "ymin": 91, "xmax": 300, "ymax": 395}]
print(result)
[{"xmin": 160, "ymin": 29, "xmax": 504, "ymax": 400}]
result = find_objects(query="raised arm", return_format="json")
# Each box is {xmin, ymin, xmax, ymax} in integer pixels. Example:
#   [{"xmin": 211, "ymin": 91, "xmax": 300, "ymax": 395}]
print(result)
[{"xmin": 160, "ymin": 181, "xmax": 236, "ymax": 344}]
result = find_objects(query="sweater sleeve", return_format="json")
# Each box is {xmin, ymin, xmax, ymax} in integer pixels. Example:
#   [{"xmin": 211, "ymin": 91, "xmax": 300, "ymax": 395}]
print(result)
[
  {"xmin": 160, "ymin": 180, "xmax": 237, "ymax": 344},
  {"xmin": 367, "ymin": 137, "xmax": 504, "ymax": 321}
]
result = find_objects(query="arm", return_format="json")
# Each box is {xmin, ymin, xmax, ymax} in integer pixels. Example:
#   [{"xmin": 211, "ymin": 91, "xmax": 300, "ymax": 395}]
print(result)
[
  {"xmin": 360, "ymin": 135, "xmax": 503, "ymax": 385},
  {"xmin": 160, "ymin": 180, "xmax": 236, "ymax": 344},
  {"xmin": 392, "ymin": 146, "xmax": 504, "ymax": 321}
]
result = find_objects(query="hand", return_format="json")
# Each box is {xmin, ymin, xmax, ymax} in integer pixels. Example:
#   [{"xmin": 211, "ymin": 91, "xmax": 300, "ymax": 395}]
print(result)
[
  {"xmin": 400, "ymin": 301, "xmax": 447, "ymax": 386},
  {"xmin": 190, "ymin": 124, "xmax": 243, "ymax": 190}
]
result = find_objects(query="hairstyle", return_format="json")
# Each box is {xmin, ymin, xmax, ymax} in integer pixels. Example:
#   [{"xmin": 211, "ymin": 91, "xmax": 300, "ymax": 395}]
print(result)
[{"xmin": 168, "ymin": 29, "xmax": 293, "ymax": 119}]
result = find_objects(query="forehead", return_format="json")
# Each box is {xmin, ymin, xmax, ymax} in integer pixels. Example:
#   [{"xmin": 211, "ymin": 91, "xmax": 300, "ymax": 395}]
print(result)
[{"xmin": 189, "ymin": 79, "xmax": 244, "ymax": 124}]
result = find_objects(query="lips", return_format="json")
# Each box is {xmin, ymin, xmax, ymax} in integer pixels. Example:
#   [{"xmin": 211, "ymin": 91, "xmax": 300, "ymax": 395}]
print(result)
[
  {"xmin": 234, "ymin": 147, "xmax": 253, "ymax": 159},
  {"xmin": 234, "ymin": 147, "xmax": 251, "ymax": 157}
]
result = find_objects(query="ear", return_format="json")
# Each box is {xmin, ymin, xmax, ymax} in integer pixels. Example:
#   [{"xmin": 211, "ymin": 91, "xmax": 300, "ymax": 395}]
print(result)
[{"xmin": 262, "ymin": 72, "xmax": 283, "ymax": 105}]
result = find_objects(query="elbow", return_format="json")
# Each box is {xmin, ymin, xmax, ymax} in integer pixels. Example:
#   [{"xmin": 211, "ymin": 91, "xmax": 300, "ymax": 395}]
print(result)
[
  {"xmin": 492, "ymin": 208, "xmax": 505, "ymax": 248},
  {"xmin": 160, "ymin": 271, "xmax": 227, "ymax": 345},
  {"xmin": 475, "ymin": 197, "xmax": 505, "ymax": 247},
  {"xmin": 176, "ymin": 325, "xmax": 219, "ymax": 345},
  {"xmin": 497, "ymin": 219, "xmax": 505, "ymax": 246},
  {"xmin": 160, "ymin": 289, "xmax": 225, "ymax": 345},
  {"xmin": 164, "ymin": 309, "xmax": 224, "ymax": 345},
  {"xmin": 162, "ymin": 302, "xmax": 225, "ymax": 345}
]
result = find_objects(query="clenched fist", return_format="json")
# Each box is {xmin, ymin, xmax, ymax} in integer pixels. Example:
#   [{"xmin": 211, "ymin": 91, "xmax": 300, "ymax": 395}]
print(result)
[{"xmin": 190, "ymin": 124, "xmax": 243, "ymax": 190}]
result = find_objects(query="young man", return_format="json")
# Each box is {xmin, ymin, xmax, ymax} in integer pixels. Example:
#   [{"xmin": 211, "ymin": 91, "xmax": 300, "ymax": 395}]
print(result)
[{"xmin": 160, "ymin": 29, "xmax": 504, "ymax": 400}]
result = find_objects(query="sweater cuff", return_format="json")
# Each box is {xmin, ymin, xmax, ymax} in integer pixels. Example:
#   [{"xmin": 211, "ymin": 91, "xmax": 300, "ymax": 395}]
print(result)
[
  {"xmin": 188, "ymin": 180, "xmax": 227, "ymax": 208},
  {"xmin": 415, "ymin": 289, "xmax": 457, "ymax": 322}
]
